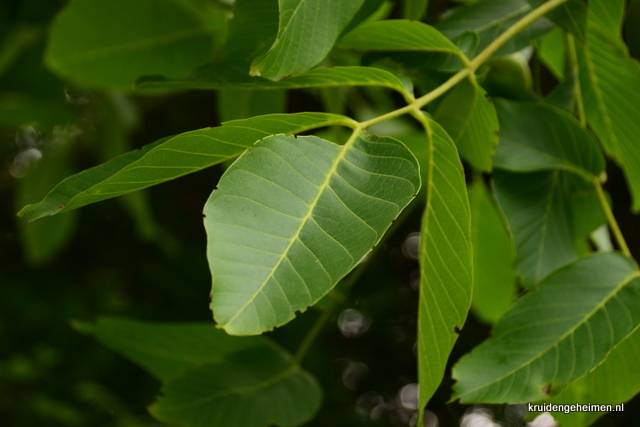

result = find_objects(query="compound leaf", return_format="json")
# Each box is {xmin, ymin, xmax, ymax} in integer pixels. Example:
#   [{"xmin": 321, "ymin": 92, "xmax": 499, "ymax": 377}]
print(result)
[
  {"xmin": 452, "ymin": 253, "xmax": 640, "ymax": 403},
  {"xmin": 250, "ymin": 0, "xmax": 366, "ymax": 80},
  {"xmin": 204, "ymin": 132, "xmax": 420, "ymax": 335},
  {"xmin": 434, "ymin": 0, "xmax": 553, "ymax": 57},
  {"xmin": 18, "ymin": 113, "xmax": 355, "ymax": 220}
]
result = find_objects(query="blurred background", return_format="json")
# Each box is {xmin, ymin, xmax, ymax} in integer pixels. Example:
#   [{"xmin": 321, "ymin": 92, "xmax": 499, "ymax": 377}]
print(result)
[{"xmin": 1, "ymin": 0, "xmax": 639, "ymax": 426}]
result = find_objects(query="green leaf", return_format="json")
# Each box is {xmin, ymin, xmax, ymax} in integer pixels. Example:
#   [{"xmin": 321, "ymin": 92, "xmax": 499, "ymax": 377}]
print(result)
[
  {"xmin": 150, "ymin": 345, "xmax": 321, "ymax": 427},
  {"xmin": 250, "ymin": 0, "xmax": 366, "ymax": 80},
  {"xmin": 563, "ymin": 173, "xmax": 606, "ymax": 239},
  {"xmin": 434, "ymin": 0, "xmax": 553, "ymax": 57},
  {"xmin": 136, "ymin": 65, "xmax": 412, "ymax": 97},
  {"xmin": 527, "ymin": 0, "xmax": 587, "ymax": 42},
  {"xmin": 222, "ymin": 0, "xmax": 280, "ymax": 64},
  {"xmin": 434, "ymin": 78, "xmax": 499, "ymax": 172},
  {"xmin": 548, "ymin": 328, "xmax": 640, "ymax": 427},
  {"xmin": 579, "ymin": 6, "xmax": 640, "ymax": 211},
  {"xmin": 493, "ymin": 170, "xmax": 577, "ymax": 286},
  {"xmin": 204, "ymin": 132, "xmax": 420, "ymax": 335},
  {"xmin": 417, "ymin": 118, "xmax": 473, "ymax": 411},
  {"xmin": 544, "ymin": 72, "xmax": 576, "ymax": 111},
  {"xmin": 18, "ymin": 113, "xmax": 355, "ymax": 220},
  {"xmin": 340, "ymin": 19, "xmax": 463, "ymax": 58},
  {"xmin": 468, "ymin": 180, "xmax": 516, "ymax": 325},
  {"xmin": 588, "ymin": 0, "xmax": 625, "ymax": 48},
  {"xmin": 537, "ymin": 27, "xmax": 566, "ymax": 80},
  {"xmin": 76, "ymin": 317, "xmax": 261, "ymax": 381},
  {"xmin": 80, "ymin": 317, "xmax": 322, "ymax": 427},
  {"xmin": 493, "ymin": 100, "xmax": 605, "ymax": 179},
  {"xmin": 403, "ymin": 0, "xmax": 428, "ymax": 21},
  {"xmin": 452, "ymin": 253, "xmax": 640, "ymax": 403},
  {"xmin": 45, "ymin": 0, "xmax": 218, "ymax": 89}
]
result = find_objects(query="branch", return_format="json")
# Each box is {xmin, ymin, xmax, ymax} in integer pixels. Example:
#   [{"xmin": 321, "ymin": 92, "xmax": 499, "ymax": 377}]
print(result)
[{"xmin": 359, "ymin": 0, "xmax": 570, "ymax": 129}]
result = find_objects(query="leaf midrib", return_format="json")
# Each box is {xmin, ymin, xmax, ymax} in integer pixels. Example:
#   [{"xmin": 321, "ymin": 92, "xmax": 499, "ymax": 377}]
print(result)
[
  {"xmin": 499, "ymin": 137, "xmax": 596, "ymax": 180},
  {"xmin": 221, "ymin": 131, "xmax": 362, "ymax": 331},
  {"xmin": 582, "ymin": 24, "xmax": 623, "ymax": 159},
  {"xmin": 456, "ymin": 269, "xmax": 640, "ymax": 399},
  {"xmin": 21, "ymin": 114, "xmax": 358, "ymax": 220},
  {"xmin": 155, "ymin": 364, "xmax": 300, "ymax": 411}
]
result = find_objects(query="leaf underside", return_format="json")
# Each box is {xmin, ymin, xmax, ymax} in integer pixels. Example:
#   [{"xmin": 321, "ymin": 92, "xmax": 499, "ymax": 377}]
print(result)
[
  {"xmin": 452, "ymin": 253, "xmax": 640, "ymax": 404},
  {"xmin": 18, "ymin": 113, "xmax": 354, "ymax": 221},
  {"xmin": 418, "ymin": 118, "xmax": 473, "ymax": 413},
  {"xmin": 548, "ymin": 327, "xmax": 640, "ymax": 427},
  {"xmin": 250, "ymin": 0, "xmax": 366, "ymax": 80},
  {"xmin": 494, "ymin": 170, "xmax": 577, "ymax": 286},
  {"xmin": 204, "ymin": 132, "xmax": 420, "ymax": 335}
]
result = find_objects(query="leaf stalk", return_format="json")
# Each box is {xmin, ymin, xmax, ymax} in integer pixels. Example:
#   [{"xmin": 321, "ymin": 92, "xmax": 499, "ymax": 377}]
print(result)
[
  {"xmin": 594, "ymin": 181, "xmax": 631, "ymax": 257},
  {"xmin": 358, "ymin": 0, "xmax": 570, "ymax": 129}
]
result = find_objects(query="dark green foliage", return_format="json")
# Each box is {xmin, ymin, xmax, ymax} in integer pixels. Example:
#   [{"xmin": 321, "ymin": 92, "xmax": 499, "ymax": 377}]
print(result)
[{"xmin": 4, "ymin": 0, "xmax": 640, "ymax": 426}]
